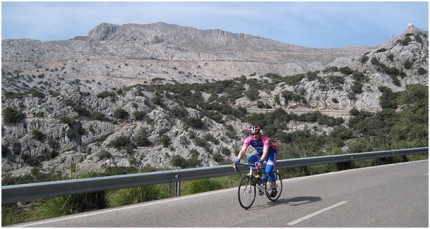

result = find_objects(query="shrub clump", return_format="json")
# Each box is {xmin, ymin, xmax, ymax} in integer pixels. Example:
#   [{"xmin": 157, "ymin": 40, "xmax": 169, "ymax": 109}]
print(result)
[{"xmin": 2, "ymin": 107, "xmax": 25, "ymax": 124}]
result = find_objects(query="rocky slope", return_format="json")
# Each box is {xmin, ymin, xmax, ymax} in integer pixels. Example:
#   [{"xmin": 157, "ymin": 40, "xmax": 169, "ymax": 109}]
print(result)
[{"xmin": 1, "ymin": 22, "xmax": 428, "ymax": 178}]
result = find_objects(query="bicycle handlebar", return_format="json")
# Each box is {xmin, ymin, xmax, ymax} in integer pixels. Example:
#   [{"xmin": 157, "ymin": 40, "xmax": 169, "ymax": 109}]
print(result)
[{"xmin": 233, "ymin": 162, "xmax": 265, "ymax": 172}]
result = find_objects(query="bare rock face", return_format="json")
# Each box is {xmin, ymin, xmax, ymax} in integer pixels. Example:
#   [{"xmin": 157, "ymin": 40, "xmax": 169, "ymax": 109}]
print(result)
[{"xmin": 1, "ymin": 22, "xmax": 428, "ymax": 178}]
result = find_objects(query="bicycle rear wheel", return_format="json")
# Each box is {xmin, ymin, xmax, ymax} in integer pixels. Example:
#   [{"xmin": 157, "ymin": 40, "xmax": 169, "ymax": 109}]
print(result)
[
  {"xmin": 265, "ymin": 170, "xmax": 282, "ymax": 201},
  {"xmin": 238, "ymin": 175, "xmax": 256, "ymax": 210}
]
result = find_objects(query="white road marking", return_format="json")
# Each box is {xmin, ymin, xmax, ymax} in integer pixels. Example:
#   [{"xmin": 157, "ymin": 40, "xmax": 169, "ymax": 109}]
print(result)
[{"xmin": 287, "ymin": 201, "xmax": 348, "ymax": 226}]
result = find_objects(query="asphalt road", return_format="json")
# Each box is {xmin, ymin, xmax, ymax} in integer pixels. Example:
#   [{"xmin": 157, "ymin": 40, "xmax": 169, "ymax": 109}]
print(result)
[{"xmin": 9, "ymin": 160, "xmax": 428, "ymax": 227}]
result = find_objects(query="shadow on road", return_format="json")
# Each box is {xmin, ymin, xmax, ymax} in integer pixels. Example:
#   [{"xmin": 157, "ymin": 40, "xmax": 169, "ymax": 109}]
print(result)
[
  {"xmin": 247, "ymin": 196, "xmax": 322, "ymax": 211},
  {"xmin": 274, "ymin": 196, "xmax": 322, "ymax": 206}
]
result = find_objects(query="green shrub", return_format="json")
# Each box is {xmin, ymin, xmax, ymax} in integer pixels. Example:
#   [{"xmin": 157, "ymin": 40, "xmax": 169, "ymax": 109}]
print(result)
[
  {"xmin": 132, "ymin": 111, "xmax": 146, "ymax": 120},
  {"xmin": 2, "ymin": 145, "xmax": 10, "ymax": 157},
  {"xmin": 160, "ymin": 135, "xmax": 170, "ymax": 147},
  {"xmin": 109, "ymin": 136, "xmax": 131, "ymax": 149},
  {"xmin": 182, "ymin": 178, "xmax": 223, "ymax": 195},
  {"xmin": 281, "ymin": 90, "xmax": 302, "ymax": 105},
  {"xmin": 184, "ymin": 117, "xmax": 204, "ymax": 128},
  {"xmin": 221, "ymin": 147, "xmax": 231, "ymax": 156},
  {"xmin": 352, "ymin": 71, "xmax": 367, "ymax": 82},
  {"xmin": 3, "ymin": 91, "xmax": 26, "ymax": 100},
  {"xmin": 152, "ymin": 96, "xmax": 163, "ymax": 106},
  {"xmin": 96, "ymin": 91, "xmax": 115, "ymax": 98},
  {"xmin": 305, "ymin": 71, "xmax": 318, "ymax": 81},
  {"xmin": 387, "ymin": 53, "xmax": 394, "ymax": 61},
  {"xmin": 283, "ymin": 74, "xmax": 305, "ymax": 85},
  {"xmin": 171, "ymin": 155, "xmax": 187, "ymax": 167},
  {"xmin": 193, "ymin": 137, "xmax": 206, "ymax": 147},
  {"xmin": 404, "ymin": 60, "xmax": 413, "ymax": 69},
  {"xmin": 360, "ymin": 54, "xmax": 369, "ymax": 64},
  {"xmin": 31, "ymin": 130, "xmax": 45, "ymax": 141},
  {"xmin": 349, "ymin": 108, "xmax": 359, "ymax": 116},
  {"xmin": 414, "ymin": 35, "xmax": 423, "ymax": 43},
  {"xmin": 35, "ymin": 191, "xmax": 107, "ymax": 219},
  {"xmin": 108, "ymin": 185, "xmax": 172, "ymax": 208},
  {"xmin": 12, "ymin": 142, "xmax": 21, "ymax": 155},
  {"xmin": 114, "ymin": 109, "xmax": 128, "ymax": 120},
  {"xmin": 322, "ymin": 66, "xmax": 338, "ymax": 73},
  {"xmin": 402, "ymin": 37, "xmax": 412, "ymax": 46},
  {"xmin": 417, "ymin": 67, "xmax": 427, "ymax": 75},
  {"xmin": 371, "ymin": 57, "xmax": 379, "ymax": 65},
  {"xmin": 31, "ymin": 91, "xmax": 45, "ymax": 99},
  {"xmin": 339, "ymin": 67, "xmax": 353, "ymax": 75},
  {"xmin": 245, "ymin": 87, "xmax": 259, "ymax": 101},
  {"xmin": 2, "ymin": 107, "xmax": 25, "ymax": 124},
  {"xmin": 66, "ymin": 129, "xmax": 77, "ymax": 140},
  {"xmin": 24, "ymin": 157, "xmax": 39, "ymax": 166},
  {"xmin": 73, "ymin": 105, "xmax": 90, "ymax": 116},
  {"xmin": 351, "ymin": 81, "xmax": 363, "ymax": 94},
  {"xmin": 135, "ymin": 128, "xmax": 151, "ymax": 146},
  {"xmin": 204, "ymin": 133, "xmax": 219, "ymax": 144},
  {"xmin": 104, "ymin": 166, "xmax": 138, "ymax": 175},
  {"xmin": 92, "ymin": 111, "xmax": 105, "ymax": 120},
  {"xmin": 44, "ymin": 150, "xmax": 59, "ymax": 160},
  {"xmin": 170, "ymin": 154, "xmax": 201, "ymax": 168},
  {"xmin": 257, "ymin": 101, "xmax": 264, "ymax": 108},
  {"xmin": 47, "ymin": 139, "xmax": 58, "ymax": 149},
  {"xmin": 171, "ymin": 107, "xmax": 189, "ymax": 119},
  {"xmin": 97, "ymin": 150, "xmax": 111, "ymax": 159},
  {"xmin": 212, "ymin": 153, "xmax": 224, "ymax": 162},
  {"xmin": 59, "ymin": 116, "xmax": 76, "ymax": 126}
]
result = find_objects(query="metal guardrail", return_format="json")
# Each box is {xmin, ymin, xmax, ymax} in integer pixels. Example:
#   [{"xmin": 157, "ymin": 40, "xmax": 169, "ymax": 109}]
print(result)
[{"xmin": 2, "ymin": 147, "xmax": 428, "ymax": 204}]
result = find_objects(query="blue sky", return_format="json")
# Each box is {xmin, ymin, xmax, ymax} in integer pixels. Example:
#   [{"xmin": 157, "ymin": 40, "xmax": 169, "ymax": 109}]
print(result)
[{"xmin": 1, "ymin": 1, "xmax": 428, "ymax": 48}]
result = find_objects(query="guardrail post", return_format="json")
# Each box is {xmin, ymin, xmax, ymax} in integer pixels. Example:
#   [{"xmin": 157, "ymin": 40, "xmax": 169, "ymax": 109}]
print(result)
[
  {"xmin": 172, "ymin": 170, "xmax": 181, "ymax": 196},
  {"xmin": 175, "ymin": 181, "xmax": 181, "ymax": 196}
]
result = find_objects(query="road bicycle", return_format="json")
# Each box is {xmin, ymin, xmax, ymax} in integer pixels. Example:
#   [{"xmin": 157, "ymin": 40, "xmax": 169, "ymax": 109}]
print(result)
[{"xmin": 234, "ymin": 162, "xmax": 282, "ymax": 210}]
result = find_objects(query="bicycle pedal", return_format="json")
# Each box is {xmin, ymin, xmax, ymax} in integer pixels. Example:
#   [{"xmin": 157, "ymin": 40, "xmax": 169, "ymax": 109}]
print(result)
[{"xmin": 258, "ymin": 190, "xmax": 264, "ymax": 196}]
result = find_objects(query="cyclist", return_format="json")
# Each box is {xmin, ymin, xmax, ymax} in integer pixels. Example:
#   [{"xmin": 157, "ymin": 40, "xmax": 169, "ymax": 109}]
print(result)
[{"xmin": 233, "ymin": 125, "xmax": 278, "ymax": 197}]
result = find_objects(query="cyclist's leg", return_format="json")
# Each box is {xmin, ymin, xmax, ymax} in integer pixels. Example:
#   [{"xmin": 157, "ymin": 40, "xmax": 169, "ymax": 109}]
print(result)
[
  {"xmin": 248, "ymin": 154, "xmax": 260, "ymax": 177},
  {"xmin": 247, "ymin": 153, "xmax": 259, "ymax": 164},
  {"xmin": 266, "ymin": 152, "xmax": 277, "ymax": 189}
]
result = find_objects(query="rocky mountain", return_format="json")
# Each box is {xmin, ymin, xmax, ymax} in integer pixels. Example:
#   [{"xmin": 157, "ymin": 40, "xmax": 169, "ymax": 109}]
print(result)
[
  {"xmin": 2, "ymin": 22, "xmax": 373, "ymax": 91},
  {"xmin": 1, "ymin": 22, "xmax": 428, "ymax": 178}
]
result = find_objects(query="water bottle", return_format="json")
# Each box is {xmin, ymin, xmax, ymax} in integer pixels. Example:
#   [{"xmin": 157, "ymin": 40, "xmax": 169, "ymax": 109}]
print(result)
[{"xmin": 255, "ymin": 173, "xmax": 262, "ymax": 185}]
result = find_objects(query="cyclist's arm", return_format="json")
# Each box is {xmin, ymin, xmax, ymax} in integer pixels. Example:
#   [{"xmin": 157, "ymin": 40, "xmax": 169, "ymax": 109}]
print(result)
[
  {"xmin": 260, "ymin": 136, "xmax": 271, "ymax": 161},
  {"xmin": 260, "ymin": 145, "xmax": 270, "ymax": 161},
  {"xmin": 236, "ymin": 144, "xmax": 248, "ymax": 161}
]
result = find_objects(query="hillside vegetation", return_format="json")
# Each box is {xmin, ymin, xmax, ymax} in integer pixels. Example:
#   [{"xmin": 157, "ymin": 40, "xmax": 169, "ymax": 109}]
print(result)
[{"xmin": 2, "ymin": 23, "xmax": 428, "ymax": 179}]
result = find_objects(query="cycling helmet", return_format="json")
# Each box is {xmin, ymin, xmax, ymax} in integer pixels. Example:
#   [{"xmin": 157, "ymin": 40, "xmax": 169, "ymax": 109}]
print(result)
[{"xmin": 248, "ymin": 125, "xmax": 261, "ymax": 135}]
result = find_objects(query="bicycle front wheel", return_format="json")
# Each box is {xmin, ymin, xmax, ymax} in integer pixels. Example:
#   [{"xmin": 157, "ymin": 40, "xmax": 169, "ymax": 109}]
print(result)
[
  {"xmin": 238, "ymin": 175, "xmax": 256, "ymax": 210},
  {"xmin": 265, "ymin": 170, "xmax": 282, "ymax": 201}
]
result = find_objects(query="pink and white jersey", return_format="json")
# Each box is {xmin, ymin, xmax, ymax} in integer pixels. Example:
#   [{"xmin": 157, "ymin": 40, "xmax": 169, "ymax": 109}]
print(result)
[{"xmin": 243, "ymin": 135, "xmax": 278, "ymax": 156}]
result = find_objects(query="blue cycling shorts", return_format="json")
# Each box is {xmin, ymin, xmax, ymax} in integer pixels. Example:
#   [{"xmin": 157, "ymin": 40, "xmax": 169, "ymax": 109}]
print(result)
[{"xmin": 247, "ymin": 152, "xmax": 277, "ymax": 182}]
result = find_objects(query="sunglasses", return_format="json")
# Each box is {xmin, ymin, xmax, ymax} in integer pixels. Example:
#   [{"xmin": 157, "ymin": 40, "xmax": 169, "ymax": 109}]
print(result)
[{"xmin": 251, "ymin": 133, "xmax": 259, "ymax": 136}]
